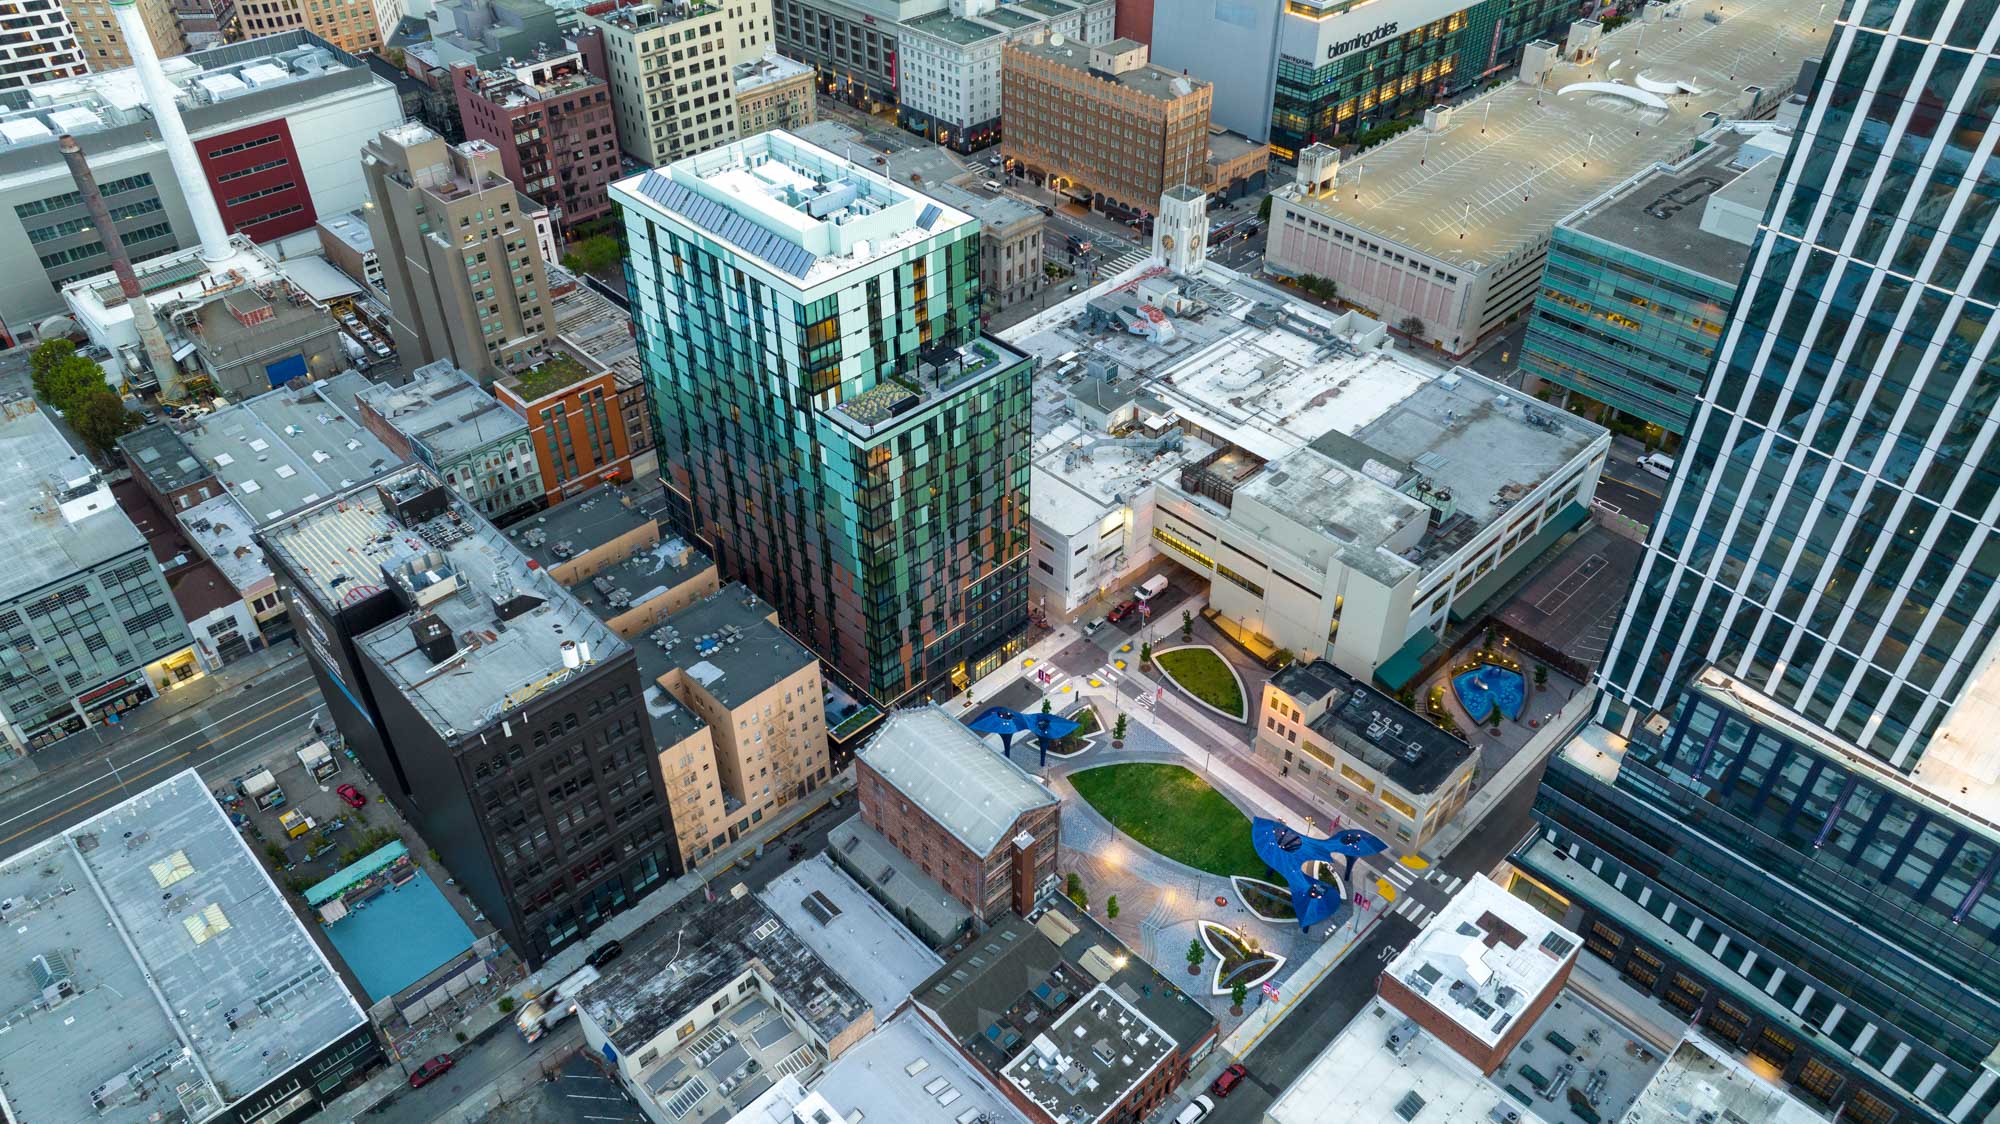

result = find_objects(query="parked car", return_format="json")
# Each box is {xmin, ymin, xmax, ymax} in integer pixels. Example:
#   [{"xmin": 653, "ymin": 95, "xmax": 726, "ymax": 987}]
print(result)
[
  {"xmin": 409, "ymin": 1054, "xmax": 455, "ymax": 1088},
  {"xmin": 1083, "ymin": 617, "xmax": 1106, "ymax": 636},
  {"xmin": 983, "ymin": 180, "xmax": 1003, "ymax": 191},
  {"xmin": 1175, "ymin": 1096, "xmax": 1215, "ymax": 1124},
  {"xmin": 371, "ymin": 342, "xmax": 393, "ymax": 358},
  {"xmin": 586, "ymin": 940, "xmax": 624, "ymax": 968},
  {"xmin": 336, "ymin": 783, "xmax": 366, "ymax": 809},
  {"xmin": 1039, "ymin": 205, "xmax": 1055, "ymax": 216},
  {"xmin": 1210, "ymin": 1064, "xmax": 1249, "ymax": 1098},
  {"xmin": 1107, "ymin": 599, "xmax": 1137, "ymax": 624}
]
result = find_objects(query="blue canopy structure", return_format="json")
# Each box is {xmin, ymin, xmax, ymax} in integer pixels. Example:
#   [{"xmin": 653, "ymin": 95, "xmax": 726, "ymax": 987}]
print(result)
[
  {"xmin": 1251, "ymin": 817, "xmax": 1389, "ymax": 931},
  {"xmin": 966, "ymin": 706, "xmax": 1080, "ymax": 766}
]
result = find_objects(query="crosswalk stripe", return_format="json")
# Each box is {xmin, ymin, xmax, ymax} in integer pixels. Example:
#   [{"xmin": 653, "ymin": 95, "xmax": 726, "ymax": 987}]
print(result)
[
  {"xmin": 1439, "ymin": 875, "xmax": 1464, "ymax": 894},
  {"xmin": 1380, "ymin": 863, "xmax": 1416, "ymax": 889}
]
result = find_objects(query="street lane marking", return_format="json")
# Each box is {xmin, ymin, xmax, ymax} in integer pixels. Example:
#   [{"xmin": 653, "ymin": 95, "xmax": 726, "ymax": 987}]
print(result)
[
  {"xmin": 0, "ymin": 675, "xmax": 315, "ymax": 828},
  {"xmin": 0, "ymin": 693, "xmax": 317, "ymax": 845}
]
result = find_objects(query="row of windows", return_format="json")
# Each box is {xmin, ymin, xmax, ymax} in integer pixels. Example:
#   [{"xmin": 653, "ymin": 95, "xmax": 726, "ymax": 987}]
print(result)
[
  {"xmin": 16, "ymin": 172, "xmax": 152, "ymax": 218},
  {"xmin": 38, "ymin": 221, "xmax": 169, "ymax": 268}
]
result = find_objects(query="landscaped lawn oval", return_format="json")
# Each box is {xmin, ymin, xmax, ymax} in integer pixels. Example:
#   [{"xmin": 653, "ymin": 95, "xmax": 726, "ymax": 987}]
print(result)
[
  {"xmin": 1068, "ymin": 762, "xmax": 1267, "ymax": 879},
  {"xmin": 1153, "ymin": 646, "xmax": 1246, "ymax": 719}
]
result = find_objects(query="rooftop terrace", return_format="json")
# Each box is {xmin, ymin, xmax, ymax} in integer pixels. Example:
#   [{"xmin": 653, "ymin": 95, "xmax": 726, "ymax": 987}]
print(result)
[
  {"xmin": 0, "ymin": 770, "xmax": 367, "ymax": 1124},
  {"xmin": 261, "ymin": 464, "xmax": 624, "ymax": 740},
  {"xmin": 1281, "ymin": 0, "xmax": 1823, "ymax": 269}
]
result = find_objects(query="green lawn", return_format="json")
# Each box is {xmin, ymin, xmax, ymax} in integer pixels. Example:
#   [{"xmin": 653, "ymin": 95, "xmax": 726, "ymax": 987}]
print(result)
[
  {"xmin": 1155, "ymin": 648, "xmax": 1245, "ymax": 717},
  {"xmin": 1069, "ymin": 763, "xmax": 1267, "ymax": 879}
]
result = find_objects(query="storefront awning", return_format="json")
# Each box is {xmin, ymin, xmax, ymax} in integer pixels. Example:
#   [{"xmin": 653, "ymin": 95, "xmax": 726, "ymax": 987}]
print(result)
[{"xmin": 1374, "ymin": 629, "xmax": 1440, "ymax": 693}]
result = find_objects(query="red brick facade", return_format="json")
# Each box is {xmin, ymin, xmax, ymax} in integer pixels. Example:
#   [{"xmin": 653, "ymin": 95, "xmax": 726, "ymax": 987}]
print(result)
[
  {"xmin": 856, "ymin": 756, "xmax": 1059, "ymax": 926},
  {"xmin": 1378, "ymin": 955, "xmax": 1574, "ymax": 1075}
]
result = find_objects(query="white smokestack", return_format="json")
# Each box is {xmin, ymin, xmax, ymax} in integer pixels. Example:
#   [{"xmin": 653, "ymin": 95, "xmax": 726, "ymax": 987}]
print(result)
[{"xmin": 111, "ymin": 0, "xmax": 231, "ymax": 263}]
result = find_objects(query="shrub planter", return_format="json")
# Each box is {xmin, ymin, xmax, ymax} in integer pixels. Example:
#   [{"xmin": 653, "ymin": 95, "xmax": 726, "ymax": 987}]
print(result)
[{"xmin": 1198, "ymin": 920, "xmax": 1286, "ymax": 996}]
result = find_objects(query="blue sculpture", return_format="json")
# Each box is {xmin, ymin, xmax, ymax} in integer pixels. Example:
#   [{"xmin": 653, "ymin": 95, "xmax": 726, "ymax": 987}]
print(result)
[
  {"xmin": 966, "ymin": 706, "xmax": 1081, "ymax": 766},
  {"xmin": 1251, "ymin": 817, "xmax": 1389, "ymax": 931}
]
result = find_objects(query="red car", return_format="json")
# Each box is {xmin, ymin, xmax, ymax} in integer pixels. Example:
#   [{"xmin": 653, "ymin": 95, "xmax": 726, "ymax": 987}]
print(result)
[
  {"xmin": 336, "ymin": 783, "xmax": 366, "ymax": 809},
  {"xmin": 1107, "ymin": 600, "xmax": 1138, "ymax": 623},
  {"xmin": 1210, "ymin": 1064, "xmax": 1249, "ymax": 1098},
  {"xmin": 409, "ymin": 1054, "xmax": 454, "ymax": 1088}
]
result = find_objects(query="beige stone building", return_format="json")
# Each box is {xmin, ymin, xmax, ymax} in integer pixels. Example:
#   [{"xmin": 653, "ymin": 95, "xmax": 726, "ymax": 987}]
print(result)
[
  {"xmin": 233, "ymin": 0, "xmax": 383, "ymax": 55},
  {"xmin": 1001, "ymin": 36, "xmax": 1210, "ymax": 216},
  {"xmin": 647, "ymin": 586, "xmax": 827, "ymax": 863},
  {"xmin": 61, "ymin": 0, "xmax": 184, "ymax": 69},
  {"xmin": 732, "ymin": 51, "xmax": 814, "ymax": 138},
  {"xmin": 516, "ymin": 486, "xmax": 831, "ymax": 868},
  {"xmin": 361, "ymin": 122, "xmax": 558, "ymax": 380},
  {"xmin": 578, "ymin": 0, "xmax": 773, "ymax": 167}
]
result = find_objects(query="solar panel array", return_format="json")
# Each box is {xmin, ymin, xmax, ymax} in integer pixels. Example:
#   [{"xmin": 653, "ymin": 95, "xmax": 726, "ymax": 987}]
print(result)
[
  {"xmin": 916, "ymin": 203, "xmax": 943, "ymax": 230},
  {"xmin": 633, "ymin": 170, "xmax": 820, "ymax": 279}
]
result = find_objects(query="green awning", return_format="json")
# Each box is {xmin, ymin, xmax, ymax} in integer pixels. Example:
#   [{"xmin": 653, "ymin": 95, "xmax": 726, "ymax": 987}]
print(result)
[
  {"xmin": 306, "ymin": 840, "xmax": 408, "ymax": 906},
  {"xmin": 1374, "ymin": 628, "xmax": 1441, "ymax": 692},
  {"xmin": 1449, "ymin": 502, "xmax": 1592, "ymax": 624}
]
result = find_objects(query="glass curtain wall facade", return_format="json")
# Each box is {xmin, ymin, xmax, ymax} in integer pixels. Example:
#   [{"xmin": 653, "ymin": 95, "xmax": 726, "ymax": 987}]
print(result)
[
  {"xmin": 1520, "ymin": 223, "xmax": 1734, "ymax": 436},
  {"xmin": 1514, "ymin": 3, "xmax": 2000, "ymax": 1121},
  {"xmin": 1597, "ymin": 0, "xmax": 2000, "ymax": 768},
  {"xmin": 1269, "ymin": 0, "xmax": 1577, "ymax": 157},
  {"xmin": 617, "ymin": 140, "xmax": 1032, "ymax": 706}
]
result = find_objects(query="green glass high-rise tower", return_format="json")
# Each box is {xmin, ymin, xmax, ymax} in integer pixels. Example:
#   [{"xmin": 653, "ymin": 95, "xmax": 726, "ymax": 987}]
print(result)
[{"xmin": 611, "ymin": 131, "xmax": 1033, "ymax": 705}]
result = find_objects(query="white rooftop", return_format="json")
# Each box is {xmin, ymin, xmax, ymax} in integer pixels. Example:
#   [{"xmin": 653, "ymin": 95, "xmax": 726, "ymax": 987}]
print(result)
[
  {"xmin": 0, "ymin": 769, "xmax": 367, "ymax": 1124},
  {"xmin": 180, "ymin": 371, "xmax": 397, "ymax": 522},
  {"xmin": 63, "ymin": 235, "xmax": 281, "ymax": 349},
  {"xmin": 1267, "ymin": 999, "xmax": 1553, "ymax": 1124},
  {"xmin": 756, "ymin": 856, "xmax": 943, "ymax": 1017},
  {"xmin": 859, "ymin": 706, "xmax": 1058, "ymax": 856},
  {"xmin": 612, "ymin": 129, "xmax": 974, "ymax": 290},
  {"xmin": 1628, "ymin": 1032, "xmax": 1831, "ymax": 1124},
  {"xmin": 1007, "ymin": 260, "xmax": 1604, "ymax": 573},
  {"xmin": 759, "ymin": 1008, "xmax": 1031, "ymax": 1124},
  {"xmin": 1385, "ymin": 874, "xmax": 1579, "ymax": 1048},
  {"xmin": 0, "ymin": 397, "xmax": 147, "ymax": 604}
]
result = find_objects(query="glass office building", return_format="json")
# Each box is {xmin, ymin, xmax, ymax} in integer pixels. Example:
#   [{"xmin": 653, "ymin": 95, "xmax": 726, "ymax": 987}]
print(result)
[
  {"xmin": 1519, "ymin": 125, "xmax": 1783, "ymax": 436},
  {"xmin": 1512, "ymin": 4, "xmax": 2000, "ymax": 1121},
  {"xmin": 1269, "ymin": 0, "xmax": 1577, "ymax": 157},
  {"xmin": 613, "ymin": 131, "xmax": 1033, "ymax": 706}
]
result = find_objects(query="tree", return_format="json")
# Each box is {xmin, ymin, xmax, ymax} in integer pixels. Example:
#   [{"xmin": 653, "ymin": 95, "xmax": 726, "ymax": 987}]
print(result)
[
  {"xmin": 1257, "ymin": 194, "xmax": 1273, "ymax": 221},
  {"xmin": 1533, "ymin": 664, "xmax": 1549, "ymax": 690},
  {"xmin": 1112, "ymin": 713, "xmax": 1128, "ymax": 743},
  {"xmin": 69, "ymin": 390, "xmax": 142, "ymax": 455},
  {"xmin": 1398, "ymin": 316, "xmax": 1428, "ymax": 341},
  {"xmin": 1180, "ymin": 609, "xmax": 1194, "ymax": 642},
  {"xmin": 37, "ymin": 353, "xmax": 108, "ymax": 415},
  {"xmin": 1140, "ymin": 641, "xmax": 1152, "ymax": 665},
  {"xmin": 561, "ymin": 233, "xmax": 620, "ymax": 275},
  {"xmin": 1186, "ymin": 937, "xmax": 1206, "ymax": 976},
  {"xmin": 497, "ymin": 996, "xmax": 516, "ymax": 1014},
  {"xmin": 1106, "ymin": 895, "xmax": 1119, "ymax": 920},
  {"xmin": 29, "ymin": 338, "xmax": 76, "ymax": 389},
  {"xmin": 1230, "ymin": 980, "xmax": 1248, "ymax": 1015},
  {"xmin": 1041, "ymin": 698, "xmax": 1053, "ymax": 716}
]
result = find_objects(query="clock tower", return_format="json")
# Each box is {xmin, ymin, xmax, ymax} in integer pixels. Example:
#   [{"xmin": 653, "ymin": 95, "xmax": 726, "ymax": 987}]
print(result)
[{"xmin": 1154, "ymin": 184, "xmax": 1208, "ymax": 276}]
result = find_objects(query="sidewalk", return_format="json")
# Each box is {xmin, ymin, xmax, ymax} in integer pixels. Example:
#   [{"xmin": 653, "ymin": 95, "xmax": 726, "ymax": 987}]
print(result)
[
  {"xmin": 0, "ymin": 642, "xmax": 309, "ymax": 798},
  {"xmin": 1419, "ymin": 686, "xmax": 1595, "ymax": 861}
]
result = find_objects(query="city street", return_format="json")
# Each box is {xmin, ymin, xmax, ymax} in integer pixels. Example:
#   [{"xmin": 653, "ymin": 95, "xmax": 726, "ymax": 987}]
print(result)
[
  {"xmin": 1206, "ymin": 758, "xmax": 1549, "ymax": 1122},
  {"xmin": 0, "ymin": 652, "xmax": 322, "ymax": 850}
]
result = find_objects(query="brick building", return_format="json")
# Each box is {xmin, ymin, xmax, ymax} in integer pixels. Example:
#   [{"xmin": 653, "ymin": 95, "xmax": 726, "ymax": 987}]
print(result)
[
  {"xmin": 1376, "ymin": 874, "xmax": 1579, "ymax": 1075},
  {"xmin": 1001, "ymin": 36, "xmax": 1210, "ymax": 217},
  {"xmin": 494, "ymin": 350, "xmax": 635, "ymax": 504},
  {"xmin": 452, "ymin": 46, "xmax": 620, "ymax": 233},
  {"xmin": 913, "ymin": 898, "xmax": 1219, "ymax": 1124},
  {"xmin": 856, "ymin": 705, "xmax": 1059, "ymax": 927}
]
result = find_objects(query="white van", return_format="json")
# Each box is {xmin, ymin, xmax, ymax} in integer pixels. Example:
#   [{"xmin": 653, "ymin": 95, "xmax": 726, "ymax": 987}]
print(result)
[
  {"xmin": 1639, "ymin": 452, "xmax": 1675, "ymax": 479},
  {"xmin": 1175, "ymin": 1096, "xmax": 1215, "ymax": 1123},
  {"xmin": 1135, "ymin": 575, "xmax": 1170, "ymax": 601}
]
